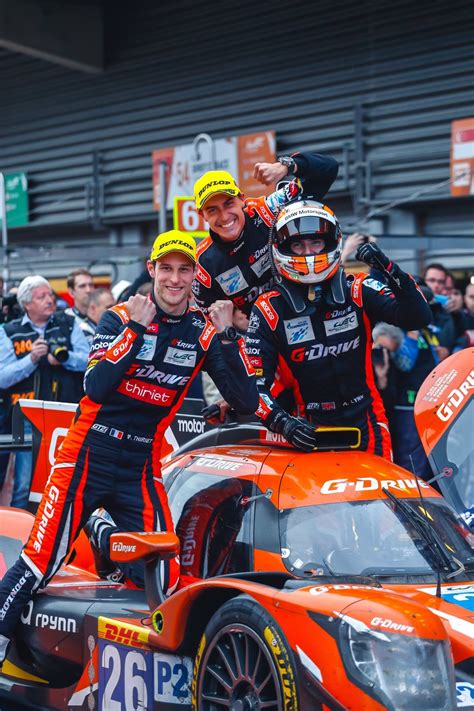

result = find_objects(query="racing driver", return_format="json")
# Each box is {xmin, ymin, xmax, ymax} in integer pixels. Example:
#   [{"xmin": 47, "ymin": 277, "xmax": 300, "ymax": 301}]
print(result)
[
  {"xmin": 192, "ymin": 151, "xmax": 339, "ymax": 317},
  {"xmin": 0, "ymin": 230, "xmax": 258, "ymax": 666},
  {"xmin": 247, "ymin": 199, "xmax": 432, "ymax": 457}
]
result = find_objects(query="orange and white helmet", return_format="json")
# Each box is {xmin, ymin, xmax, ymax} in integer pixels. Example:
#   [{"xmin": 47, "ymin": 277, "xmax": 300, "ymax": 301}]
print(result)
[{"xmin": 272, "ymin": 200, "xmax": 342, "ymax": 284}]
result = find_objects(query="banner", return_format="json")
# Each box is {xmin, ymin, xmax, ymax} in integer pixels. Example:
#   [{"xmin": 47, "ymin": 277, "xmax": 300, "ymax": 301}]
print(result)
[
  {"xmin": 152, "ymin": 131, "xmax": 276, "ymax": 210},
  {"xmin": 451, "ymin": 118, "xmax": 474, "ymax": 196}
]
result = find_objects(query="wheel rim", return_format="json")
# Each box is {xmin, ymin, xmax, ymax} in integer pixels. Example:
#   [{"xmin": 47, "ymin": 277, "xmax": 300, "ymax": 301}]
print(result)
[{"xmin": 198, "ymin": 622, "xmax": 283, "ymax": 710}]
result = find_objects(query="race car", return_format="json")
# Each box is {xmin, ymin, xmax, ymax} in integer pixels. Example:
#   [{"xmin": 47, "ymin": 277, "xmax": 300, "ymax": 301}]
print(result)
[{"xmin": 0, "ymin": 350, "xmax": 473, "ymax": 710}]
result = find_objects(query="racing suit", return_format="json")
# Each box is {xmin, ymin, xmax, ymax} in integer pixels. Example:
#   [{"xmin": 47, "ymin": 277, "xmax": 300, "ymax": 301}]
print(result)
[
  {"xmin": 0, "ymin": 300, "xmax": 257, "ymax": 655},
  {"xmin": 247, "ymin": 269, "xmax": 432, "ymax": 458},
  {"xmin": 192, "ymin": 152, "xmax": 339, "ymax": 315}
]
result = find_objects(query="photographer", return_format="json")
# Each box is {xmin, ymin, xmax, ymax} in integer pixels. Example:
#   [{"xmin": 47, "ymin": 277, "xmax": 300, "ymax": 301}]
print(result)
[{"xmin": 0, "ymin": 275, "xmax": 89, "ymax": 509}]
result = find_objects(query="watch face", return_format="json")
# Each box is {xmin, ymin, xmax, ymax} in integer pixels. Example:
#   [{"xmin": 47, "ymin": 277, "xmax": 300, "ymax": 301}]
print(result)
[{"xmin": 226, "ymin": 326, "xmax": 238, "ymax": 341}]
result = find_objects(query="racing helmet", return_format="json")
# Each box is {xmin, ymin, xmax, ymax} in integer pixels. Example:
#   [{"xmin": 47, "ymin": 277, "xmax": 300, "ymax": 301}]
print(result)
[{"xmin": 272, "ymin": 200, "xmax": 343, "ymax": 284}]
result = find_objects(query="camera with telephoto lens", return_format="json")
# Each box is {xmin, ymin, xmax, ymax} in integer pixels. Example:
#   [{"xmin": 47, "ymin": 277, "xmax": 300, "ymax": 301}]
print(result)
[{"xmin": 47, "ymin": 337, "xmax": 69, "ymax": 363}]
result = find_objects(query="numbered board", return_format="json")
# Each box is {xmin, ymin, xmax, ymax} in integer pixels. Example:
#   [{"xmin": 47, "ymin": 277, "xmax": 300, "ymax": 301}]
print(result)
[{"xmin": 99, "ymin": 639, "xmax": 193, "ymax": 710}]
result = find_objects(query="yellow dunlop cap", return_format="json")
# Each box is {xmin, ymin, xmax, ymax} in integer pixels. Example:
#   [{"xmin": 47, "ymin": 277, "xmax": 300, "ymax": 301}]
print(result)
[
  {"xmin": 193, "ymin": 170, "xmax": 241, "ymax": 210},
  {"xmin": 150, "ymin": 230, "xmax": 196, "ymax": 263}
]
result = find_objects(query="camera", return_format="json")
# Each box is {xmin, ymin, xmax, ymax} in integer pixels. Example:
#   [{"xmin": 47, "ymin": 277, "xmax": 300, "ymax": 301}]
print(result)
[
  {"xmin": 0, "ymin": 292, "xmax": 19, "ymax": 323},
  {"xmin": 372, "ymin": 346, "xmax": 387, "ymax": 366},
  {"xmin": 47, "ymin": 337, "xmax": 69, "ymax": 363}
]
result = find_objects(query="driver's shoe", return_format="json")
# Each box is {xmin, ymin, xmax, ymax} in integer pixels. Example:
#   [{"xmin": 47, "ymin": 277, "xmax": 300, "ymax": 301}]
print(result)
[{"xmin": 84, "ymin": 514, "xmax": 124, "ymax": 583}]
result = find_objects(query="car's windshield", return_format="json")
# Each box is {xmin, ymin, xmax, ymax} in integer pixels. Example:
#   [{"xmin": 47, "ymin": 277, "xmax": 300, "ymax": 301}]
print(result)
[
  {"xmin": 280, "ymin": 497, "xmax": 474, "ymax": 579},
  {"xmin": 433, "ymin": 399, "xmax": 474, "ymax": 520}
]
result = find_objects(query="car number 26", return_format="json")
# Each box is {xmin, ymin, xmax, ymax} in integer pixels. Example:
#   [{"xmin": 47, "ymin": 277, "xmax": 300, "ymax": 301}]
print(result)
[{"xmin": 99, "ymin": 640, "xmax": 193, "ymax": 710}]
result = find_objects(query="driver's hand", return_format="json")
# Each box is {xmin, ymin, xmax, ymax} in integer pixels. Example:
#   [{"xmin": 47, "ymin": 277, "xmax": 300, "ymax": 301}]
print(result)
[
  {"xmin": 254, "ymin": 161, "xmax": 289, "ymax": 186},
  {"xmin": 271, "ymin": 413, "xmax": 317, "ymax": 452},
  {"xmin": 126, "ymin": 294, "xmax": 156, "ymax": 327}
]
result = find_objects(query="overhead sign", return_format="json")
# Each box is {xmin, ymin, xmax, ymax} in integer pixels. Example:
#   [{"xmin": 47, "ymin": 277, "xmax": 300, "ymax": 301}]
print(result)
[
  {"xmin": 152, "ymin": 131, "xmax": 275, "ymax": 210},
  {"xmin": 173, "ymin": 197, "xmax": 208, "ymax": 237},
  {"xmin": 1, "ymin": 172, "xmax": 29, "ymax": 227},
  {"xmin": 451, "ymin": 118, "xmax": 474, "ymax": 196}
]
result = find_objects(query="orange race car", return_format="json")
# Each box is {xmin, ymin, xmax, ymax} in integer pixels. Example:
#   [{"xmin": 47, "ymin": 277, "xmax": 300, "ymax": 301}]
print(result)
[{"xmin": 0, "ymin": 349, "xmax": 472, "ymax": 710}]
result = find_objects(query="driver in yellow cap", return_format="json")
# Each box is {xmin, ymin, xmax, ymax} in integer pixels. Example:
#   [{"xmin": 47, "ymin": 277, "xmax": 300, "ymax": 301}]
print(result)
[{"xmin": 192, "ymin": 151, "xmax": 338, "ymax": 320}]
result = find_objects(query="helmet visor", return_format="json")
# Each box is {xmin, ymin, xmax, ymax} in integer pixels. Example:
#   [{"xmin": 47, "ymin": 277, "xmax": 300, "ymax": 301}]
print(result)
[{"xmin": 277, "ymin": 216, "xmax": 339, "ymax": 255}]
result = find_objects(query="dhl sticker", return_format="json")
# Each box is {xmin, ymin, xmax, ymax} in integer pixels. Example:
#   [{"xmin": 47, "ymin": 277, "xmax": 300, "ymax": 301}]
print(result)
[{"xmin": 98, "ymin": 617, "xmax": 150, "ymax": 649}]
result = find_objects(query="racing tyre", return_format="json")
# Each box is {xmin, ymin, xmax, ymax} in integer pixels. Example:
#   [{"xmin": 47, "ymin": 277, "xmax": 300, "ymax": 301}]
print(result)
[{"xmin": 192, "ymin": 594, "xmax": 298, "ymax": 710}]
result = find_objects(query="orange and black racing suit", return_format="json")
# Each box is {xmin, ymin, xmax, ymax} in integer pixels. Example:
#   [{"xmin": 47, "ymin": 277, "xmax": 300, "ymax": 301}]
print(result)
[
  {"xmin": 0, "ymin": 301, "xmax": 257, "ymax": 653},
  {"xmin": 248, "ymin": 269, "xmax": 431, "ymax": 458}
]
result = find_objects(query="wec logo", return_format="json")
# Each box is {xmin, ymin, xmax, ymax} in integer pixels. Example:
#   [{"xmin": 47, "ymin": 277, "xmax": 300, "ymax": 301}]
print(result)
[{"xmin": 436, "ymin": 371, "xmax": 474, "ymax": 422}]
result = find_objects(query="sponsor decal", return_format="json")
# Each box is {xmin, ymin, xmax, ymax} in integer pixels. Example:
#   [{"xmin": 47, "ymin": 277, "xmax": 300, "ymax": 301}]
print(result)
[
  {"xmin": 247, "ymin": 312, "xmax": 261, "ymax": 333},
  {"xmin": 325, "ymin": 307, "xmax": 350, "ymax": 319},
  {"xmin": 92, "ymin": 423, "xmax": 109, "ymax": 434},
  {"xmin": 193, "ymin": 456, "xmax": 242, "ymax": 471},
  {"xmin": 248, "ymin": 246, "xmax": 268, "ymax": 264},
  {"xmin": 0, "ymin": 570, "xmax": 33, "ymax": 620},
  {"xmin": 291, "ymin": 336, "xmax": 360, "ymax": 361},
  {"xmin": 263, "ymin": 625, "xmax": 298, "ymax": 710},
  {"xmin": 21, "ymin": 606, "xmax": 77, "ymax": 633},
  {"xmin": 146, "ymin": 322, "xmax": 159, "ymax": 334},
  {"xmin": 192, "ymin": 316, "xmax": 206, "ymax": 329},
  {"xmin": 238, "ymin": 340, "xmax": 255, "ymax": 376},
  {"xmin": 436, "ymin": 370, "xmax": 474, "ymax": 422},
  {"xmin": 363, "ymin": 278, "xmax": 386, "ymax": 292},
  {"xmin": 99, "ymin": 618, "xmax": 149, "ymax": 649},
  {"xmin": 216, "ymin": 266, "xmax": 249, "ymax": 296},
  {"xmin": 199, "ymin": 322, "xmax": 215, "ymax": 351},
  {"xmin": 90, "ymin": 339, "xmax": 114, "ymax": 352},
  {"xmin": 118, "ymin": 379, "xmax": 176, "ymax": 406},
  {"xmin": 181, "ymin": 514, "xmax": 199, "ymax": 567},
  {"xmin": 320, "ymin": 476, "xmax": 429, "ymax": 495},
  {"xmin": 284, "ymin": 316, "xmax": 315, "ymax": 344},
  {"xmin": 177, "ymin": 418, "xmax": 205, "ymax": 434},
  {"xmin": 171, "ymin": 338, "xmax": 196, "ymax": 350},
  {"xmin": 163, "ymin": 347, "xmax": 197, "ymax": 367},
  {"xmin": 249, "ymin": 356, "xmax": 263, "ymax": 368},
  {"xmin": 32, "ymin": 484, "xmax": 61, "ymax": 553},
  {"xmin": 127, "ymin": 434, "xmax": 153, "ymax": 444},
  {"xmin": 136, "ymin": 334, "xmax": 157, "ymax": 361},
  {"xmin": 250, "ymin": 251, "xmax": 271, "ymax": 278},
  {"xmin": 310, "ymin": 584, "xmax": 383, "ymax": 596},
  {"xmin": 262, "ymin": 430, "xmax": 286, "ymax": 443},
  {"xmin": 112, "ymin": 304, "xmax": 130, "ymax": 323},
  {"xmin": 351, "ymin": 274, "xmax": 364, "ymax": 306},
  {"xmin": 106, "ymin": 329, "xmax": 136, "ymax": 364},
  {"xmin": 246, "ymin": 347, "xmax": 261, "ymax": 355},
  {"xmin": 258, "ymin": 298, "xmax": 279, "ymax": 330},
  {"xmin": 419, "ymin": 584, "xmax": 474, "ymax": 613},
  {"xmin": 323, "ymin": 311, "xmax": 358, "ymax": 337},
  {"xmin": 131, "ymin": 364, "xmax": 190, "ymax": 386},
  {"xmin": 195, "ymin": 262, "xmax": 211, "ymax": 288},
  {"xmin": 370, "ymin": 617, "xmax": 414, "ymax": 633},
  {"xmin": 112, "ymin": 541, "xmax": 136, "ymax": 553},
  {"xmin": 456, "ymin": 682, "xmax": 474, "ymax": 707}
]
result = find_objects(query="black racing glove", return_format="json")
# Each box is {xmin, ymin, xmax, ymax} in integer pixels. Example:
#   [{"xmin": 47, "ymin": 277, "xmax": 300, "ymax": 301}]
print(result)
[
  {"xmin": 270, "ymin": 412, "xmax": 317, "ymax": 452},
  {"xmin": 355, "ymin": 242, "xmax": 409, "ymax": 293}
]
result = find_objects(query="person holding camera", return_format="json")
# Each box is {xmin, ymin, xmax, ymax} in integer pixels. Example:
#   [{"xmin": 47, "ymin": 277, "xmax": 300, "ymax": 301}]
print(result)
[{"xmin": 0, "ymin": 275, "xmax": 89, "ymax": 509}]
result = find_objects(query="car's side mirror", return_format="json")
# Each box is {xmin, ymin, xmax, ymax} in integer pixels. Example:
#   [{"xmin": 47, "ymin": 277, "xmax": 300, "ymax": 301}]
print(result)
[{"xmin": 109, "ymin": 531, "xmax": 180, "ymax": 608}]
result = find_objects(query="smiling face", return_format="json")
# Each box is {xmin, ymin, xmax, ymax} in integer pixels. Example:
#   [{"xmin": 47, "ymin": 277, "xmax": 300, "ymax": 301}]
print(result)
[
  {"xmin": 147, "ymin": 252, "xmax": 195, "ymax": 315},
  {"xmin": 200, "ymin": 193, "xmax": 246, "ymax": 243}
]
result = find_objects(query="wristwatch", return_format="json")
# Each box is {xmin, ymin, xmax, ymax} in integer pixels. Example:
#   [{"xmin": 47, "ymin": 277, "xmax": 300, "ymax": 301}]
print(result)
[
  {"xmin": 217, "ymin": 326, "xmax": 239, "ymax": 342},
  {"xmin": 277, "ymin": 155, "xmax": 297, "ymax": 174}
]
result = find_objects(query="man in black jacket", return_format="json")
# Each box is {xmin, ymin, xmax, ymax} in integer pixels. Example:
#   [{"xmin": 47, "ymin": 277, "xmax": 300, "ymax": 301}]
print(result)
[
  {"xmin": 247, "ymin": 200, "xmax": 432, "ymax": 457},
  {"xmin": 192, "ymin": 152, "xmax": 338, "ymax": 317}
]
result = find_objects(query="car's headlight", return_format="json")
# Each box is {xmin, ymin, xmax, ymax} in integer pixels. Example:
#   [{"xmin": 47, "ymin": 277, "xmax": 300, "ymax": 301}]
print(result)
[{"xmin": 339, "ymin": 616, "xmax": 456, "ymax": 710}]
